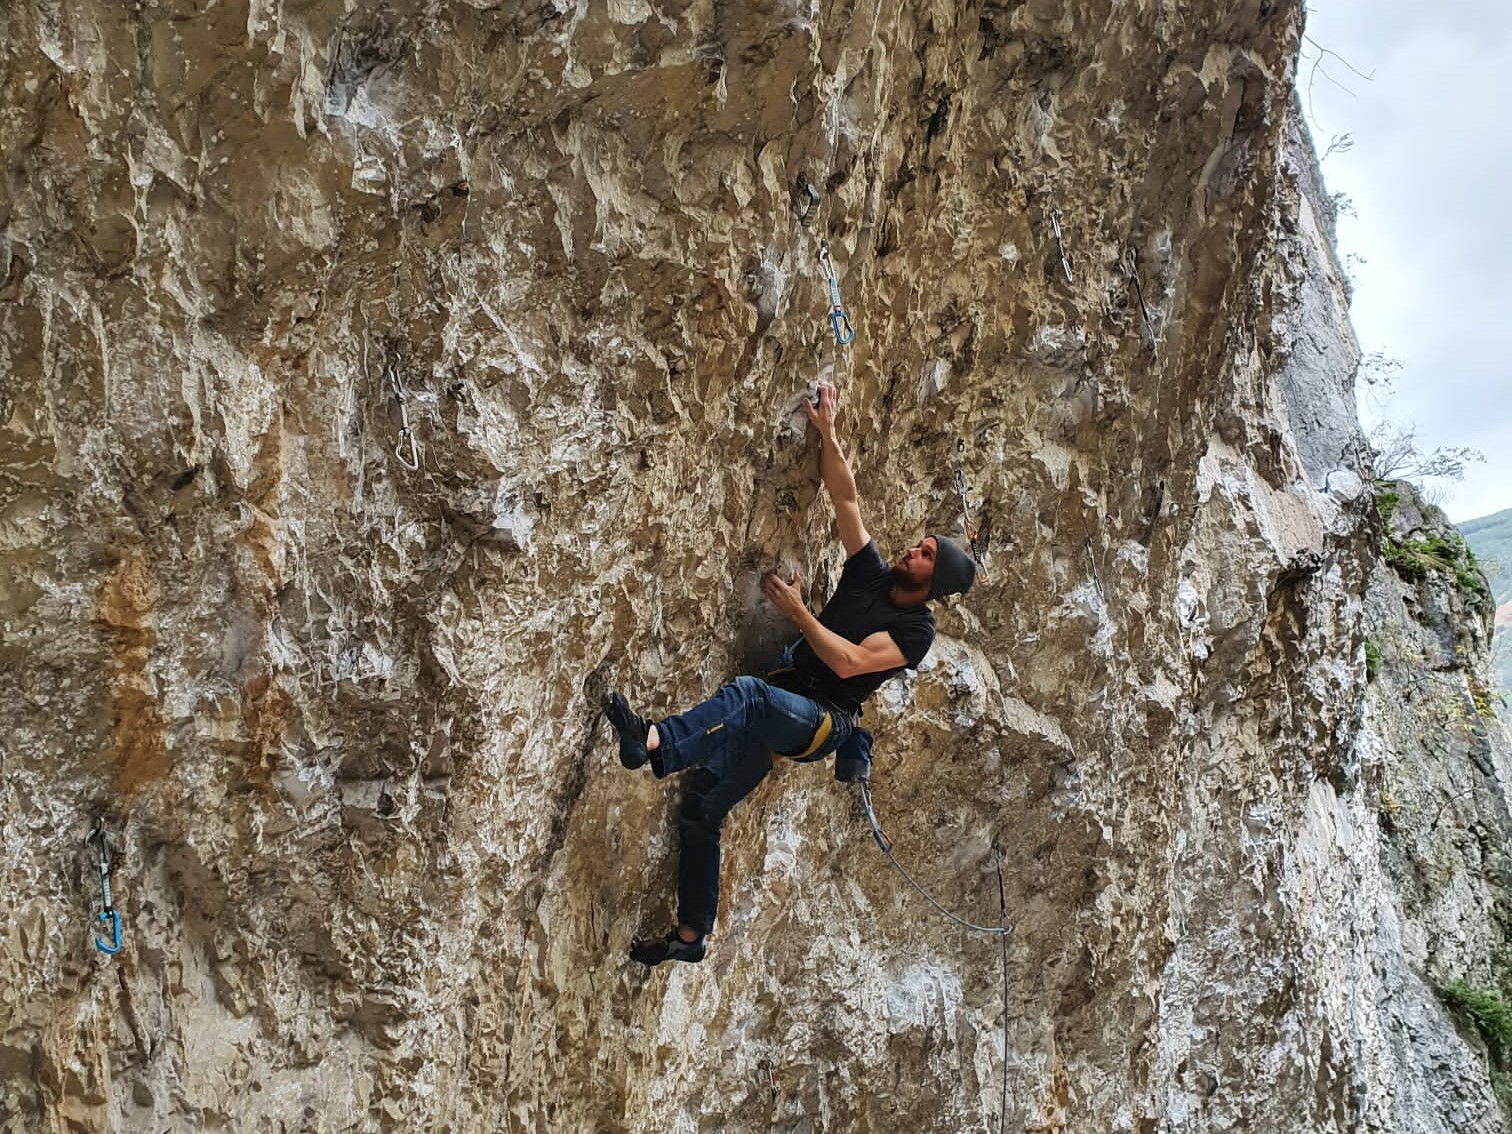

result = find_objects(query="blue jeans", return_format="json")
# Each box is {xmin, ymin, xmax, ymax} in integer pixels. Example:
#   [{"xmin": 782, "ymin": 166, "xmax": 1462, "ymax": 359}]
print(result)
[{"xmin": 654, "ymin": 676, "xmax": 851, "ymax": 935}]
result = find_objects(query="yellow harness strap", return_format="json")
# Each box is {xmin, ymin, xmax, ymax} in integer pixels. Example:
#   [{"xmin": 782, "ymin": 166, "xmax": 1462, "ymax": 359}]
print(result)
[{"xmin": 771, "ymin": 712, "xmax": 833, "ymax": 763}]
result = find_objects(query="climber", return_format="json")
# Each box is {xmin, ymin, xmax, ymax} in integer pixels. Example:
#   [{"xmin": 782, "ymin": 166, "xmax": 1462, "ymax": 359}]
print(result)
[{"xmin": 603, "ymin": 381, "xmax": 978, "ymax": 966}]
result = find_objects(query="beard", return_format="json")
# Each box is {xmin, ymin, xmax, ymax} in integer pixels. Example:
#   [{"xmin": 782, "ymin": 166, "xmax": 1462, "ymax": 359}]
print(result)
[{"xmin": 890, "ymin": 563, "xmax": 913, "ymax": 588}]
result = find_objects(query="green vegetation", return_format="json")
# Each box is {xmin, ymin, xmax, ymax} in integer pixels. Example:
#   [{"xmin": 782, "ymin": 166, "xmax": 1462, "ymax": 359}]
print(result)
[
  {"xmin": 1371, "ymin": 480, "xmax": 1488, "ymax": 600},
  {"xmin": 1382, "ymin": 529, "xmax": 1489, "ymax": 603},
  {"xmin": 1441, "ymin": 981, "xmax": 1512, "ymax": 1048},
  {"xmin": 1438, "ymin": 980, "xmax": 1512, "ymax": 1117},
  {"xmin": 1363, "ymin": 638, "xmax": 1380, "ymax": 681}
]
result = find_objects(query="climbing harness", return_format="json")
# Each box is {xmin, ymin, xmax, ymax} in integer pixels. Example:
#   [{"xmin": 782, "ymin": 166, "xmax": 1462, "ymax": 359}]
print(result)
[
  {"xmin": 954, "ymin": 440, "xmax": 991, "ymax": 584},
  {"xmin": 386, "ymin": 356, "xmax": 421, "ymax": 471},
  {"xmin": 85, "ymin": 821, "xmax": 122, "ymax": 956},
  {"xmin": 1049, "ymin": 209, "xmax": 1074, "ymax": 284},
  {"xmin": 856, "ymin": 782, "xmax": 1009, "ymax": 936},
  {"xmin": 1121, "ymin": 248, "xmax": 1159, "ymax": 353},
  {"xmin": 817, "ymin": 242, "xmax": 855, "ymax": 346}
]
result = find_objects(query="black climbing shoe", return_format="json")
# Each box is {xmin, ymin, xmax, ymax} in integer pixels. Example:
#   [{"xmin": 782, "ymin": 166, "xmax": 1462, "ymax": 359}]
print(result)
[
  {"xmin": 629, "ymin": 931, "xmax": 706, "ymax": 966},
  {"xmin": 603, "ymin": 692, "xmax": 651, "ymax": 770}
]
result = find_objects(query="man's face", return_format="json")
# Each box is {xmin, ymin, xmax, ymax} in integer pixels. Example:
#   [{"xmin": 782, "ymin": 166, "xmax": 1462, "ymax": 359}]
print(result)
[{"xmin": 892, "ymin": 536, "xmax": 937, "ymax": 590}]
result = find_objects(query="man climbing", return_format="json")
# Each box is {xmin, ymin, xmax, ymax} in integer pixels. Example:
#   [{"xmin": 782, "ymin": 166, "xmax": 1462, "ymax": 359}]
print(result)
[{"xmin": 603, "ymin": 381, "xmax": 978, "ymax": 966}]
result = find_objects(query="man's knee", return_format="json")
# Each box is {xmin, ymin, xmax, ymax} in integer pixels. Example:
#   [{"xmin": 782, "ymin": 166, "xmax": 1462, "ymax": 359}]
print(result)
[
  {"xmin": 679, "ymin": 790, "xmax": 721, "ymax": 845},
  {"xmin": 728, "ymin": 674, "xmax": 769, "ymax": 707},
  {"xmin": 679, "ymin": 771, "xmax": 718, "ymax": 828}
]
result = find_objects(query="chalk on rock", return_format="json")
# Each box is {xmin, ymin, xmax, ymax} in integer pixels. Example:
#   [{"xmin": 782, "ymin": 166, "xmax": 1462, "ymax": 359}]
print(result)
[{"xmin": 919, "ymin": 357, "xmax": 949, "ymax": 402}]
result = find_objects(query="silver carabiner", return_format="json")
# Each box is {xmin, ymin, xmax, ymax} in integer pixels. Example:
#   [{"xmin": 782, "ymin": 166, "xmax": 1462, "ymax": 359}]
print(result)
[
  {"xmin": 386, "ymin": 360, "xmax": 421, "ymax": 471},
  {"xmin": 1122, "ymin": 247, "xmax": 1159, "ymax": 351},
  {"xmin": 1050, "ymin": 209, "xmax": 1073, "ymax": 284}
]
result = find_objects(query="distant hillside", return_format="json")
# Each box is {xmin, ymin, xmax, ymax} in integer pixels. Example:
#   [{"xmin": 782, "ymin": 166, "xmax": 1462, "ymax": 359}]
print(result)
[
  {"xmin": 1461, "ymin": 507, "xmax": 1512, "ymax": 695},
  {"xmin": 1462, "ymin": 507, "xmax": 1512, "ymax": 606}
]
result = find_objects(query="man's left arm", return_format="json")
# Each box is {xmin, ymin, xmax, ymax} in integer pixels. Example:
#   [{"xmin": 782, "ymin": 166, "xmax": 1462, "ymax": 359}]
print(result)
[{"xmin": 761, "ymin": 573, "xmax": 905, "ymax": 678}]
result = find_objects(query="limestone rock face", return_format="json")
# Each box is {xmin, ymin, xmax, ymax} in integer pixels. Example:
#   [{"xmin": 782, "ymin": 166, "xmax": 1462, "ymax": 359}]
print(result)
[{"xmin": 3, "ymin": 1, "xmax": 1510, "ymax": 1131}]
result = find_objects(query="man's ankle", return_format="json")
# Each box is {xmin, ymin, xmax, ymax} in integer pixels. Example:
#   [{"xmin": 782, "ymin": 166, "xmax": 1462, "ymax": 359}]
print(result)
[{"xmin": 676, "ymin": 926, "xmax": 700, "ymax": 944}]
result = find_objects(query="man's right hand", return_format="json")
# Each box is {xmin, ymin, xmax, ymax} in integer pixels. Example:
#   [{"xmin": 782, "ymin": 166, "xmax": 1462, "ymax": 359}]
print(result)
[{"xmin": 803, "ymin": 381, "xmax": 839, "ymax": 441}]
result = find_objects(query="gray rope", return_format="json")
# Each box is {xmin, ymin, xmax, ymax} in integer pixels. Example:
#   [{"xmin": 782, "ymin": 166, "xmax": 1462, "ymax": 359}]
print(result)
[
  {"xmin": 995, "ymin": 860, "xmax": 1009, "ymax": 1134},
  {"xmin": 856, "ymin": 781, "xmax": 1012, "ymax": 1130},
  {"xmin": 857, "ymin": 782, "xmax": 1010, "ymax": 935}
]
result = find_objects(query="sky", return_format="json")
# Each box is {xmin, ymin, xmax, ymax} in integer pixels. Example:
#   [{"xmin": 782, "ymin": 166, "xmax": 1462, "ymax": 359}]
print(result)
[{"xmin": 1301, "ymin": 0, "xmax": 1512, "ymax": 523}]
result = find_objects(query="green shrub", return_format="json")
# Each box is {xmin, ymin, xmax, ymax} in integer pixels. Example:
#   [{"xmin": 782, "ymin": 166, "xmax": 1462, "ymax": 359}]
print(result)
[
  {"xmin": 1440, "ymin": 981, "xmax": 1512, "ymax": 1055},
  {"xmin": 1384, "ymin": 529, "xmax": 1491, "ymax": 602},
  {"xmin": 1374, "ymin": 484, "xmax": 1401, "ymax": 527}
]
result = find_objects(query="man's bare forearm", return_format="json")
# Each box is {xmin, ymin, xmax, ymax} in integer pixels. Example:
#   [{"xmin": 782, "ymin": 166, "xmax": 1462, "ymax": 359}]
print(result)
[
  {"xmin": 787, "ymin": 603, "xmax": 861, "ymax": 678},
  {"xmin": 818, "ymin": 432, "xmax": 859, "ymax": 508}
]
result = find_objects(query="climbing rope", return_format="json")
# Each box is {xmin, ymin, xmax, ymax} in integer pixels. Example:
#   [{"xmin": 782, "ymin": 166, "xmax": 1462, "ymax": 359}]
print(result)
[
  {"xmin": 994, "ymin": 859, "xmax": 1009, "ymax": 1134},
  {"xmin": 85, "ymin": 821, "xmax": 122, "ymax": 956},
  {"xmin": 856, "ymin": 782, "xmax": 1010, "ymax": 936},
  {"xmin": 795, "ymin": 70, "xmax": 857, "ymax": 381},
  {"xmin": 857, "ymin": 781, "xmax": 1012, "ymax": 1131}
]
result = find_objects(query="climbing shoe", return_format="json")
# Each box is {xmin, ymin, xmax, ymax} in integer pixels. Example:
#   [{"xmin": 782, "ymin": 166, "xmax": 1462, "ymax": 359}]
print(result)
[
  {"xmin": 629, "ymin": 931, "xmax": 706, "ymax": 966},
  {"xmin": 603, "ymin": 692, "xmax": 651, "ymax": 770}
]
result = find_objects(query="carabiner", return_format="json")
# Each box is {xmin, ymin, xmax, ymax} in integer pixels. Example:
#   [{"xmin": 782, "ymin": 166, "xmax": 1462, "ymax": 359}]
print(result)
[
  {"xmin": 829, "ymin": 307, "xmax": 855, "ymax": 346},
  {"xmin": 95, "ymin": 909, "xmax": 122, "ymax": 955},
  {"xmin": 386, "ymin": 360, "xmax": 422, "ymax": 470},
  {"xmin": 1122, "ymin": 246, "xmax": 1159, "ymax": 351},
  {"xmin": 953, "ymin": 457, "xmax": 991, "ymax": 584},
  {"xmin": 1050, "ymin": 209, "xmax": 1073, "ymax": 284},
  {"xmin": 86, "ymin": 822, "xmax": 123, "ymax": 956},
  {"xmin": 818, "ymin": 243, "xmax": 856, "ymax": 346},
  {"xmin": 395, "ymin": 426, "xmax": 420, "ymax": 471},
  {"xmin": 796, "ymin": 176, "xmax": 820, "ymax": 227}
]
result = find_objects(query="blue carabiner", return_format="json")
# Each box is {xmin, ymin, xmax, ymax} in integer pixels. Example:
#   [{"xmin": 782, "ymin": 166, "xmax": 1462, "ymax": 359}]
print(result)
[
  {"xmin": 95, "ymin": 909, "xmax": 122, "ymax": 955},
  {"xmin": 818, "ymin": 243, "xmax": 856, "ymax": 347},
  {"xmin": 829, "ymin": 306, "xmax": 855, "ymax": 346}
]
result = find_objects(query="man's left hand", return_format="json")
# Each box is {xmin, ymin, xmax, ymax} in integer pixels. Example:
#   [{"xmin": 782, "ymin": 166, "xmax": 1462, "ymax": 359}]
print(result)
[{"xmin": 761, "ymin": 571, "xmax": 807, "ymax": 620}]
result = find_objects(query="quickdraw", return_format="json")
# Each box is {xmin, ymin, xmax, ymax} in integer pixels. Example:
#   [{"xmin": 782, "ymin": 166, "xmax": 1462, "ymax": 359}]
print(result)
[
  {"xmin": 386, "ymin": 356, "xmax": 421, "ymax": 471},
  {"xmin": 1085, "ymin": 536, "xmax": 1106, "ymax": 603},
  {"xmin": 817, "ymin": 242, "xmax": 856, "ymax": 346},
  {"xmin": 795, "ymin": 175, "xmax": 820, "ymax": 227},
  {"xmin": 954, "ymin": 440, "xmax": 991, "ymax": 584},
  {"xmin": 1050, "ymin": 208, "xmax": 1074, "ymax": 284},
  {"xmin": 1121, "ymin": 247, "xmax": 1159, "ymax": 353},
  {"xmin": 85, "ymin": 821, "xmax": 122, "ymax": 956}
]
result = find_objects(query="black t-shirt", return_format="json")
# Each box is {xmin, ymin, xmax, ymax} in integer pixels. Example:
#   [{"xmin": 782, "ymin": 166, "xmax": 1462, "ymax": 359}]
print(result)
[{"xmin": 788, "ymin": 541, "xmax": 935, "ymax": 715}]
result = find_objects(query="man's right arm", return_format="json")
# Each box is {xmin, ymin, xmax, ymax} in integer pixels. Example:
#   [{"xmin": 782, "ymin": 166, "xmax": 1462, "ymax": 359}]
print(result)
[{"xmin": 804, "ymin": 382, "xmax": 870, "ymax": 558}]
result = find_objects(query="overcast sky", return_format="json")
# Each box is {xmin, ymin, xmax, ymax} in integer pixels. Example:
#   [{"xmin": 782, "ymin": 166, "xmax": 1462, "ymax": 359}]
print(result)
[{"xmin": 1302, "ymin": 0, "xmax": 1512, "ymax": 523}]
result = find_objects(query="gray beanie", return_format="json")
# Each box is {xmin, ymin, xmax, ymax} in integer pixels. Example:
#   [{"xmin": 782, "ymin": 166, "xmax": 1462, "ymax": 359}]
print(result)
[{"xmin": 928, "ymin": 534, "xmax": 976, "ymax": 601}]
